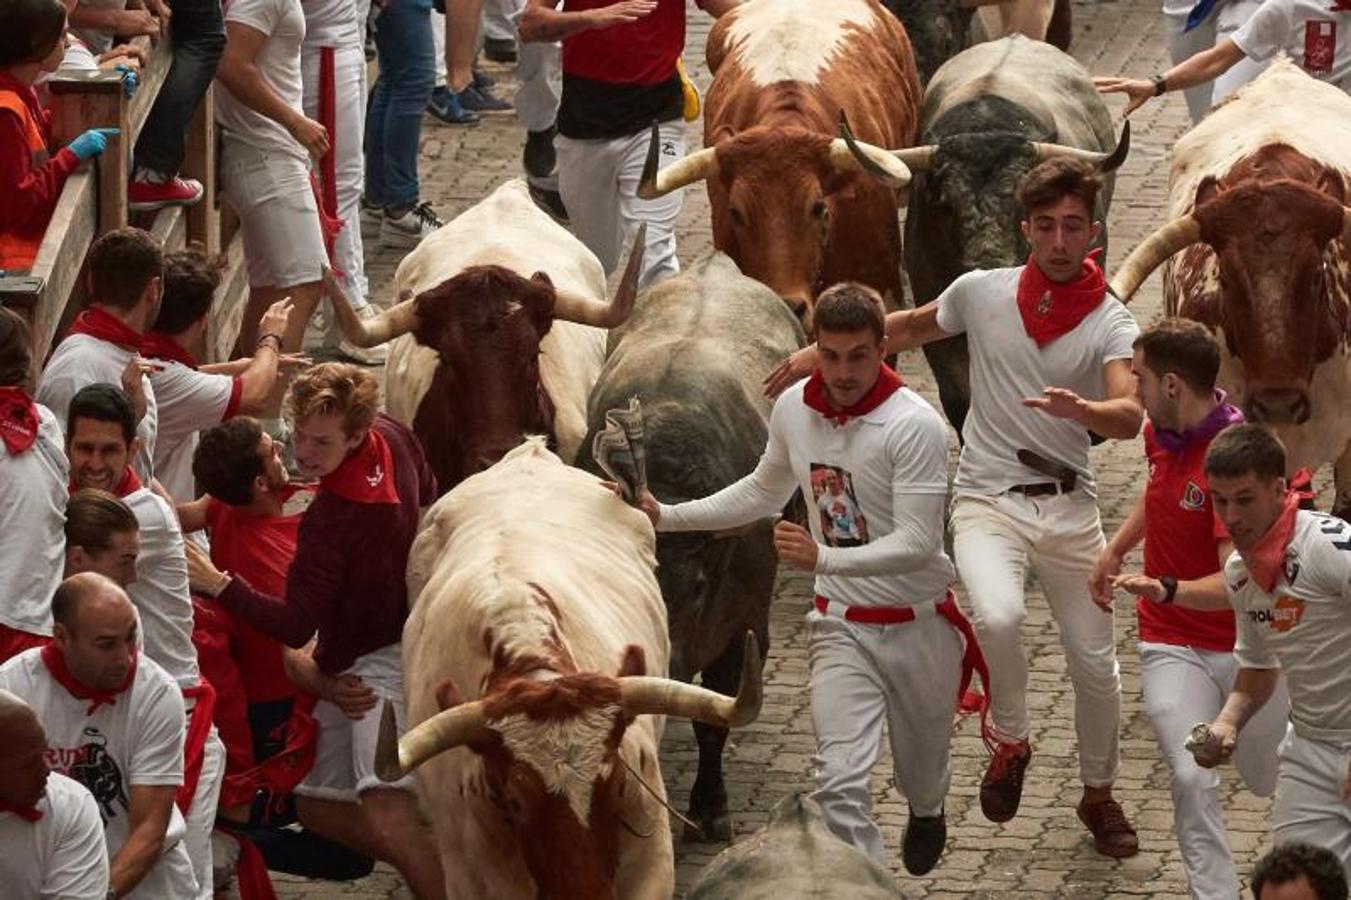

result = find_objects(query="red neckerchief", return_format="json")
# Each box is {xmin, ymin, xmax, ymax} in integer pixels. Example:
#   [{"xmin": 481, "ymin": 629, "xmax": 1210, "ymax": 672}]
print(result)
[
  {"xmin": 67, "ymin": 307, "xmax": 147, "ymax": 353},
  {"xmin": 1330, "ymin": 0, "xmax": 1351, "ymax": 11},
  {"xmin": 1244, "ymin": 492, "xmax": 1302, "ymax": 593},
  {"xmin": 0, "ymin": 385, "xmax": 39, "ymax": 455},
  {"xmin": 1016, "ymin": 248, "xmax": 1108, "ymax": 348},
  {"xmin": 40, "ymin": 643, "xmax": 138, "ymax": 716},
  {"xmin": 802, "ymin": 364, "xmax": 905, "ymax": 426},
  {"xmin": 319, "ymin": 428, "xmax": 398, "ymax": 505},
  {"xmin": 0, "ymin": 800, "xmax": 42, "ymax": 822},
  {"xmin": 68, "ymin": 466, "xmax": 142, "ymax": 498},
  {"xmin": 140, "ymin": 331, "xmax": 198, "ymax": 370}
]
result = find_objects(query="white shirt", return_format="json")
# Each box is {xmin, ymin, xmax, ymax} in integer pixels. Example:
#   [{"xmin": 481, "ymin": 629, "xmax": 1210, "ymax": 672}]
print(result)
[
  {"xmin": 0, "ymin": 773, "xmax": 109, "ymax": 900},
  {"xmin": 1232, "ymin": 0, "xmax": 1351, "ymax": 91},
  {"xmin": 0, "ymin": 650, "xmax": 197, "ymax": 900},
  {"xmin": 0, "ymin": 404, "xmax": 68, "ymax": 636},
  {"xmin": 124, "ymin": 488, "xmax": 201, "ymax": 689},
  {"xmin": 934, "ymin": 266, "xmax": 1139, "ymax": 498},
  {"xmin": 216, "ymin": 0, "xmax": 309, "ymax": 160},
  {"xmin": 301, "ymin": 0, "xmax": 360, "ymax": 47},
  {"xmin": 37, "ymin": 333, "xmax": 158, "ymax": 482},
  {"xmin": 658, "ymin": 383, "xmax": 956, "ymax": 608},
  {"xmin": 1227, "ymin": 509, "xmax": 1351, "ymax": 743},
  {"xmin": 149, "ymin": 361, "xmax": 237, "ymax": 501}
]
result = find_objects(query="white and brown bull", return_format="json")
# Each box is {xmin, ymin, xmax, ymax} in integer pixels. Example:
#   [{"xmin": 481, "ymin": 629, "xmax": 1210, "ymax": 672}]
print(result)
[
  {"xmin": 637, "ymin": 0, "xmax": 923, "ymax": 327},
  {"xmin": 375, "ymin": 440, "xmax": 762, "ymax": 900},
  {"xmin": 330, "ymin": 179, "xmax": 644, "ymax": 494},
  {"xmin": 1110, "ymin": 61, "xmax": 1351, "ymax": 514}
]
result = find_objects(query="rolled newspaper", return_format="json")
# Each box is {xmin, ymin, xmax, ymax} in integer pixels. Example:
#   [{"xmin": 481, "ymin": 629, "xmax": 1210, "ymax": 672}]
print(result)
[
  {"xmin": 1184, "ymin": 722, "xmax": 1222, "ymax": 765},
  {"xmin": 592, "ymin": 397, "xmax": 647, "ymax": 505}
]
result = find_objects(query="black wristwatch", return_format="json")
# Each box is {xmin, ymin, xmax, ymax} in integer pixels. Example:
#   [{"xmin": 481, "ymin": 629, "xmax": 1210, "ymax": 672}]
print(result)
[
  {"xmin": 1160, "ymin": 575, "xmax": 1179, "ymax": 605},
  {"xmin": 1151, "ymin": 73, "xmax": 1168, "ymax": 96}
]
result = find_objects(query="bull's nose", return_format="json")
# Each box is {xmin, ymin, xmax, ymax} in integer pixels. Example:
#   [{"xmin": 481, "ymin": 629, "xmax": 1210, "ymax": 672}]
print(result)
[{"xmin": 1248, "ymin": 389, "xmax": 1311, "ymax": 425}]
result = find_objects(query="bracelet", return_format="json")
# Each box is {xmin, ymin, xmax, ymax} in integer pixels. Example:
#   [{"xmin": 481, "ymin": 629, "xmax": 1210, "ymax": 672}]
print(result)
[
  {"xmin": 255, "ymin": 333, "xmax": 283, "ymax": 352},
  {"xmin": 1151, "ymin": 73, "xmax": 1168, "ymax": 97}
]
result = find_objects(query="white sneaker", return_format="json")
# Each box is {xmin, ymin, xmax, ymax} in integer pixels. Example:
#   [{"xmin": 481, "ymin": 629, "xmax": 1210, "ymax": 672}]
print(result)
[{"xmin": 381, "ymin": 201, "xmax": 443, "ymax": 248}]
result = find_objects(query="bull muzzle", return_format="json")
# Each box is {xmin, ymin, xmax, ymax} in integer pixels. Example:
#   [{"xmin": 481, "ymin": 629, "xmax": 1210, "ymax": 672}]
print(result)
[{"xmin": 1247, "ymin": 388, "xmax": 1312, "ymax": 426}]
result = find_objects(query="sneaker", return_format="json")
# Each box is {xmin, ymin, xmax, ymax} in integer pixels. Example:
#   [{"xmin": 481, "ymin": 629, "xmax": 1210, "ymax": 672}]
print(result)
[
  {"xmin": 459, "ymin": 84, "xmax": 512, "ymax": 114},
  {"xmin": 381, "ymin": 201, "xmax": 443, "ymax": 248},
  {"xmin": 484, "ymin": 36, "xmax": 517, "ymax": 63},
  {"xmin": 979, "ymin": 738, "xmax": 1031, "ymax": 823},
  {"xmin": 472, "ymin": 69, "xmax": 496, "ymax": 91},
  {"xmin": 359, "ymin": 197, "xmax": 383, "ymax": 240},
  {"xmin": 528, "ymin": 183, "xmax": 569, "ymax": 225},
  {"xmin": 1077, "ymin": 796, "xmax": 1139, "ymax": 858},
  {"xmin": 523, "ymin": 126, "xmax": 557, "ymax": 180},
  {"xmin": 427, "ymin": 86, "xmax": 480, "ymax": 126},
  {"xmin": 325, "ymin": 303, "xmax": 388, "ymax": 366},
  {"xmin": 129, "ymin": 170, "xmax": 204, "ymax": 210},
  {"xmin": 901, "ymin": 808, "xmax": 946, "ymax": 876}
]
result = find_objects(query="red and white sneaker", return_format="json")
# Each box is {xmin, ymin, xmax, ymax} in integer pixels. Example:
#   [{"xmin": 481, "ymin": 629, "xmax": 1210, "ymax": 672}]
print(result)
[{"xmin": 129, "ymin": 172, "xmax": 204, "ymax": 210}]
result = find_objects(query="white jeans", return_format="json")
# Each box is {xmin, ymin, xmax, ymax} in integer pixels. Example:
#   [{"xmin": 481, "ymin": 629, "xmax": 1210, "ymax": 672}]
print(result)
[
  {"xmin": 1166, "ymin": 0, "xmax": 1268, "ymax": 124},
  {"xmin": 807, "ymin": 604, "xmax": 963, "ymax": 863},
  {"xmin": 1273, "ymin": 728, "xmax": 1351, "ymax": 881},
  {"xmin": 1141, "ymin": 642, "xmax": 1289, "ymax": 899},
  {"xmin": 555, "ymin": 123, "xmax": 684, "ymax": 291},
  {"xmin": 481, "ymin": 0, "xmax": 522, "ymax": 42},
  {"xmin": 951, "ymin": 491, "xmax": 1121, "ymax": 786},
  {"xmin": 515, "ymin": 39, "xmax": 561, "ymax": 141},
  {"xmin": 183, "ymin": 728, "xmax": 225, "ymax": 900}
]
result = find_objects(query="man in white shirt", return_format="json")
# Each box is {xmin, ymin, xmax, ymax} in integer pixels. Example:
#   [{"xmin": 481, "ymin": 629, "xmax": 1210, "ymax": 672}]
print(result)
[
  {"xmin": 0, "ymin": 574, "xmax": 196, "ymax": 899},
  {"xmin": 0, "ymin": 689, "xmax": 109, "ymax": 899},
  {"xmin": 769, "ymin": 157, "xmax": 1144, "ymax": 857},
  {"xmin": 37, "ymin": 227, "xmax": 163, "ymax": 482},
  {"xmin": 1096, "ymin": 0, "xmax": 1351, "ymax": 114},
  {"xmin": 633, "ymin": 284, "xmax": 987, "ymax": 875},
  {"xmin": 0, "ymin": 307, "xmax": 68, "ymax": 661},
  {"xmin": 1193, "ymin": 424, "xmax": 1351, "ymax": 880},
  {"xmin": 65, "ymin": 387, "xmax": 225, "ymax": 899}
]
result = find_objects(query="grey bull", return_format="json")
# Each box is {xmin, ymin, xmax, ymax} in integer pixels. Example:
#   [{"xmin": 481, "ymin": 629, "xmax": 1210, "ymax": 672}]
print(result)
[{"xmin": 577, "ymin": 252, "xmax": 805, "ymax": 842}]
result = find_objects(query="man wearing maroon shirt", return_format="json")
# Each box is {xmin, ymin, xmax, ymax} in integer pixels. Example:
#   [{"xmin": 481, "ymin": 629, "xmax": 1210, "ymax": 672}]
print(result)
[
  {"xmin": 187, "ymin": 363, "xmax": 445, "ymax": 899},
  {"xmin": 1091, "ymin": 318, "xmax": 1290, "ymax": 899}
]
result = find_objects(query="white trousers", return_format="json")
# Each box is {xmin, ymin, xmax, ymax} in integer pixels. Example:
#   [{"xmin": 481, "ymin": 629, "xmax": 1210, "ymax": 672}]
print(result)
[
  {"xmin": 951, "ymin": 492, "xmax": 1121, "ymax": 786},
  {"xmin": 1141, "ymin": 642, "xmax": 1289, "ymax": 900},
  {"xmin": 183, "ymin": 728, "xmax": 225, "ymax": 900},
  {"xmin": 482, "ymin": 0, "xmax": 522, "ymax": 42},
  {"xmin": 1165, "ymin": 0, "xmax": 1268, "ymax": 124},
  {"xmin": 556, "ymin": 124, "xmax": 684, "ymax": 291},
  {"xmin": 302, "ymin": 40, "xmax": 371, "ymax": 307},
  {"xmin": 515, "ymin": 39, "xmax": 561, "ymax": 137},
  {"xmin": 1272, "ymin": 728, "xmax": 1351, "ymax": 881},
  {"xmin": 807, "ymin": 605, "xmax": 963, "ymax": 863}
]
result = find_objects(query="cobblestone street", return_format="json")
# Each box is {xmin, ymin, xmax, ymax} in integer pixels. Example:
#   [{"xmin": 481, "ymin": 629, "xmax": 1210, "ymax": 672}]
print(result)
[{"xmin": 271, "ymin": 1, "xmax": 1310, "ymax": 896}]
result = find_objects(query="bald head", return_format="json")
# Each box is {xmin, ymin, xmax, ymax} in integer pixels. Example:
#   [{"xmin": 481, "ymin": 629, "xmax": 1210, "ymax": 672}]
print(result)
[
  {"xmin": 0, "ymin": 689, "xmax": 48, "ymax": 807},
  {"xmin": 52, "ymin": 573, "xmax": 138, "ymax": 692},
  {"xmin": 52, "ymin": 571, "xmax": 134, "ymax": 633}
]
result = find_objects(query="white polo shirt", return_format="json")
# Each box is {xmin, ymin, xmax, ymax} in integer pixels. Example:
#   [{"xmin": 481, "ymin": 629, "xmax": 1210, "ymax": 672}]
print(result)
[
  {"xmin": 149, "ymin": 361, "xmax": 239, "ymax": 501},
  {"xmin": 0, "ymin": 650, "xmax": 197, "ymax": 899},
  {"xmin": 124, "ymin": 488, "xmax": 201, "ymax": 689},
  {"xmin": 216, "ymin": 0, "xmax": 310, "ymax": 160},
  {"xmin": 658, "ymin": 382, "xmax": 956, "ymax": 608},
  {"xmin": 0, "ymin": 772, "xmax": 109, "ymax": 900},
  {"xmin": 1227, "ymin": 509, "xmax": 1351, "ymax": 743},
  {"xmin": 0, "ymin": 404, "xmax": 68, "ymax": 636},
  {"xmin": 1232, "ymin": 0, "xmax": 1351, "ymax": 91},
  {"xmin": 38, "ymin": 333, "xmax": 158, "ymax": 482},
  {"xmin": 934, "ymin": 266, "xmax": 1139, "ymax": 498}
]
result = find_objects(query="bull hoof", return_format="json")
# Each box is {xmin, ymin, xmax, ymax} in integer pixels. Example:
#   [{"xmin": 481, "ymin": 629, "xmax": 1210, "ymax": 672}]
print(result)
[{"xmin": 684, "ymin": 810, "xmax": 733, "ymax": 843}]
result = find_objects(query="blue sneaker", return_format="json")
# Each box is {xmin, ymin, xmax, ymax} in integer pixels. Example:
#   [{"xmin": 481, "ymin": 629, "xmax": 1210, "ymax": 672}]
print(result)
[
  {"xmin": 472, "ymin": 69, "xmax": 496, "ymax": 92},
  {"xmin": 426, "ymin": 86, "xmax": 479, "ymax": 125},
  {"xmin": 459, "ymin": 84, "xmax": 512, "ymax": 115}
]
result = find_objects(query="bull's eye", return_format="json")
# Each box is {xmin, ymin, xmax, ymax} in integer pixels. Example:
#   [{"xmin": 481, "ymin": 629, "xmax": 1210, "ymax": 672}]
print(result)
[
  {"xmin": 811, "ymin": 200, "xmax": 827, "ymax": 220},
  {"xmin": 730, "ymin": 207, "xmax": 746, "ymax": 228}
]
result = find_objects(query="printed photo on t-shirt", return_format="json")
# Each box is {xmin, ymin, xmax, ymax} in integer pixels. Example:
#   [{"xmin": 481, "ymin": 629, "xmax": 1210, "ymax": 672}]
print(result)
[{"xmin": 810, "ymin": 464, "xmax": 869, "ymax": 547}]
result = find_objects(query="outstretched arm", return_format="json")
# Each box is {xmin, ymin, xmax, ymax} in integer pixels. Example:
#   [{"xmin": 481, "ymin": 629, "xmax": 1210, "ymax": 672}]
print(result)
[{"xmin": 1094, "ymin": 40, "xmax": 1245, "ymax": 116}]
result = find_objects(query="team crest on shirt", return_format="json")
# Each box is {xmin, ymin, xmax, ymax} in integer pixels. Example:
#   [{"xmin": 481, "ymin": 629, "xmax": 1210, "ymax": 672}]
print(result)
[
  {"xmin": 1179, "ymin": 480, "xmax": 1206, "ymax": 512},
  {"xmin": 1036, "ymin": 291, "xmax": 1053, "ymax": 316},
  {"xmin": 367, "ymin": 463, "xmax": 385, "ymax": 488},
  {"xmin": 1247, "ymin": 594, "xmax": 1306, "ymax": 634}
]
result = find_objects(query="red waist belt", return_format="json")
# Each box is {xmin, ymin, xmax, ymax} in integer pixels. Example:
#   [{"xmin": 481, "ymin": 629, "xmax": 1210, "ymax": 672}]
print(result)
[
  {"xmin": 176, "ymin": 679, "xmax": 217, "ymax": 814},
  {"xmin": 813, "ymin": 591, "xmax": 996, "ymax": 749}
]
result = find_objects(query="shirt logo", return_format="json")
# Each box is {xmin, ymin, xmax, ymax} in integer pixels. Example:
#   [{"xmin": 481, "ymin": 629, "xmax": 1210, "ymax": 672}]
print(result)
[
  {"xmin": 1036, "ymin": 291, "xmax": 1053, "ymax": 316},
  {"xmin": 367, "ymin": 464, "xmax": 385, "ymax": 489},
  {"xmin": 1179, "ymin": 480, "xmax": 1206, "ymax": 512},
  {"xmin": 1247, "ymin": 594, "xmax": 1306, "ymax": 633},
  {"xmin": 1304, "ymin": 20, "xmax": 1336, "ymax": 74}
]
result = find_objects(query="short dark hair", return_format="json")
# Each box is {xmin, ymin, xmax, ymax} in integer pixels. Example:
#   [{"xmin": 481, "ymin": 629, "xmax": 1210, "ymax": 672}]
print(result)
[
  {"xmin": 1252, "ymin": 842, "xmax": 1348, "ymax": 900},
  {"xmin": 0, "ymin": 0, "xmax": 65, "ymax": 67},
  {"xmin": 67, "ymin": 384, "xmax": 137, "ymax": 446},
  {"xmin": 1018, "ymin": 158, "xmax": 1102, "ymax": 219},
  {"xmin": 1205, "ymin": 424, "xmax": 1286, "ymax": 482},
  {"xmin": 194, "ymin": 417, "xmax": 266, "ymax": 506},
  {"xmin": 88, "ymin": 228, "xmax": 164, "ymax": 312},
  {"xmin": 1134, "ymin": 318, "xmax": 1220, "ymax": 392},
  {"xmin": 0, "ymin": 306, "xmax": 32, "ymax": 387},
  {"xmin": 65, "ymin": 489, "xmax": 138, "ymax": 554},
  {"xmin": 153, "ymin": 246, "xmax": 225, "ymax": 335},
  {"xmin": 813, "ymin": 282, "xmax": 886, "ymax": 343}
]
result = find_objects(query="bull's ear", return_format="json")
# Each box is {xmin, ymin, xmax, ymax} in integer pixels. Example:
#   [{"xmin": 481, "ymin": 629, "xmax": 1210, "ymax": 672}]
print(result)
[
  {"xmin": 435, "ymin": 677, "xmax": 466, "ymax": 711},
  {"xmin": 529, "ymin": 270, "xmax": 554, "ymax": 289},
  {"xmin": 1194, "ymin": 175, "xmax": 1223, "ymax": 210},
  {"xmin": 617, "ymin": 644, "xmax": 646, "ymax": 678},
  {"xmin": 1316, "ymin": 166, "xmax": 1347, "ymax": 205}
]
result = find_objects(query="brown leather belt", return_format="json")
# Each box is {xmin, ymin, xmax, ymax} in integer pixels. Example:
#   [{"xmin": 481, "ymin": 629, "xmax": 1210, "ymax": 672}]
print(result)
[{"xmin": 1011, "ymin": 449, "xmax": 1077, "ymax": 496}]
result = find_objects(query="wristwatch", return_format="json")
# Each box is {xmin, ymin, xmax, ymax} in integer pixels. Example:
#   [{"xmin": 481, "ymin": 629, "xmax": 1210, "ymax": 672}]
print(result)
[
  {"xmin": 1151, "ymin": 73, "xmax": 1168, "ymax": 96},
  {"xmin": 1160, "ymin": 575, "xmax": 1179, "ymax": 605}
]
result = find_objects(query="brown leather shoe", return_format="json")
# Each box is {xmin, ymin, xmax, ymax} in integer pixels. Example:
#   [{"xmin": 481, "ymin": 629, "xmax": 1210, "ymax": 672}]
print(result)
[
  {"xmin": 1077, "ymin": 796, "xmax": 1139, "ymax": 858},
  {"xmin": 979, "ymin": 738, "xmax": 1031, "ymax": 823}
]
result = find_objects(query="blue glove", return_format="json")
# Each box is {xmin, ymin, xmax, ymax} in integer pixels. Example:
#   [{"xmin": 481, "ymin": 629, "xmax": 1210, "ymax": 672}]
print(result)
[
  {"xmin": 66, "ymin": 128, "xmax": 120, "ymax": 162},
  {"xmin": 114, "ymin": 64, "xmax": 139, "ymax": 99}
]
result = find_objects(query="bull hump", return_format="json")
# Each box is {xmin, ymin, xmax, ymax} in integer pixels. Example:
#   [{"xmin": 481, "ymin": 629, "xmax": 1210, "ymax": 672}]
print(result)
[{"xmin": 722, "ymin": 0, "xmax": 878, "ymax": 87}]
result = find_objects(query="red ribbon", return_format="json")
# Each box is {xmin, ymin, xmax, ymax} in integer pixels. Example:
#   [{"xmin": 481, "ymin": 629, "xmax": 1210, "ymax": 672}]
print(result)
[
  {"xmin": 66, "ymin": 307, "xmax": 147, "ymax": 353},
  {"xmin": 0, "ymin": 800, "xmax": 43, "ymax": 822},
  {"xmin": 936, "ymin": 593, "xmax": 998, "ymax": 753},
  {"xmin": 1016, "ymin": 249, "xmax": 1108, "ymax": 348},
  {"xmin": 320, "ymin": 428, "xmax": 399, "ymax": 505},
  {"xmin": 0, "ymin": 385, "xmax": 39, "ymax": 455},
  {"xmin": 802, "ymin": 364, "xmax": 905, "ymax": 426},
  {"xmin": 40, "ymin": 643, "xmax": 138, "ymax": 716}
]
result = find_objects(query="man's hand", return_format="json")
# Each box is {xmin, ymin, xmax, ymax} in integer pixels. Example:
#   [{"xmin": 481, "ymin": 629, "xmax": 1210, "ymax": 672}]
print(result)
[
  {"xmin": 113, "ymin": 8, "xmax": 162, "ymax": 41},
  {"xmin": 1093, "ymin": 77, "xmax": 1156, "ymax": 118},
  {"xmin": 588, "ymin": 0, "xmax": 657, "ymax": 28},
  {"xmin": 1111, "ymin": 573, "xmax": 1166, "ymax": 603},
  {"xmin": 1023, "ymin": 386, "xmax": 1088, "ymax": 423},
  {"xmin": 184, "ymin": 540, "xmax": 231, "ymax": 597},
  {"xmin": 326, "ymin": 675, "xmax": 378, "ymax": 720},
  {"xmin": 278, "ymin": 352, "xmax": 312, "ymax": 370},
  {"xmin": 144, "ymin": 0, "xmax": 172, "ymax": 21},
  {"xmin": 764, "ymin": 345, "xmax": 818, "ymax": 398},
  {"xmin": 120, "ymin": 355, "xmax": 158, "ymax": 423},
  {"xmin": 774, "ymin": 521, "xmax": 819, "ymax": 572},
  {"xmin": 1089, "ymin": 549, "xmax": 1123, "ymax": 611},
  {"xmin": 600, "ymin": 481, "xmax": 660, "ymax": 527},
  {"xmin": 256, "ymin": 297, "xmax": 293, "ymax": 345},
  {"xmin": 1189, "ymin": 721, "xmax": 1238, "ymax": 768},
  {"xmin": 286, "ymin": 114, "xmax": 330, "ymax": 160}
]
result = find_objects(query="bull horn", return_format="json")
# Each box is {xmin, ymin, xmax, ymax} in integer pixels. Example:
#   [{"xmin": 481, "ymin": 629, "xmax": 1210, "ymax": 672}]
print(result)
[
  {"xmin": 1030, "ymin": 120, "xmax": 1131, "ymax": 172},
  {"xmin": 329, "ymin": 284, "xmax": 421, "ymax": 349},
  {"xmin": 618, "ymin": 631, "xmax": 762, "ymax": 728},
  {"xmin": 552, "ymin": 224, "xmax": 646, "ymax": 328},
  {"xmin": 636, "ymin": 122, "xmax": 719, "ymax": 200},
  {"xmin": 375, "ymin": 698, "xmax": 492, "ymax": 782},
  {"xmin": 838, "ymin": 112, "xmax": 934, "ymax": 187},
  {"xmin": 1107, "ymin": 214, "xmax": 1202, "ymax": 302}
]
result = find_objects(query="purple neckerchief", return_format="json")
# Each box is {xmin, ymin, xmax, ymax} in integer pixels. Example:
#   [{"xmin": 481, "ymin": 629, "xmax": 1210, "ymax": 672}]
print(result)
[{"xmin": 1153, "ymin": 390, "xmax": 1244, "ymax": 453}]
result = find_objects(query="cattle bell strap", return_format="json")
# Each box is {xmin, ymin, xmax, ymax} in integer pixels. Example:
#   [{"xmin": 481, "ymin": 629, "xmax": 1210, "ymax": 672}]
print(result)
[{"xmin": 176, "ymin": 679, "xmax": 217, "ymax": 815}]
